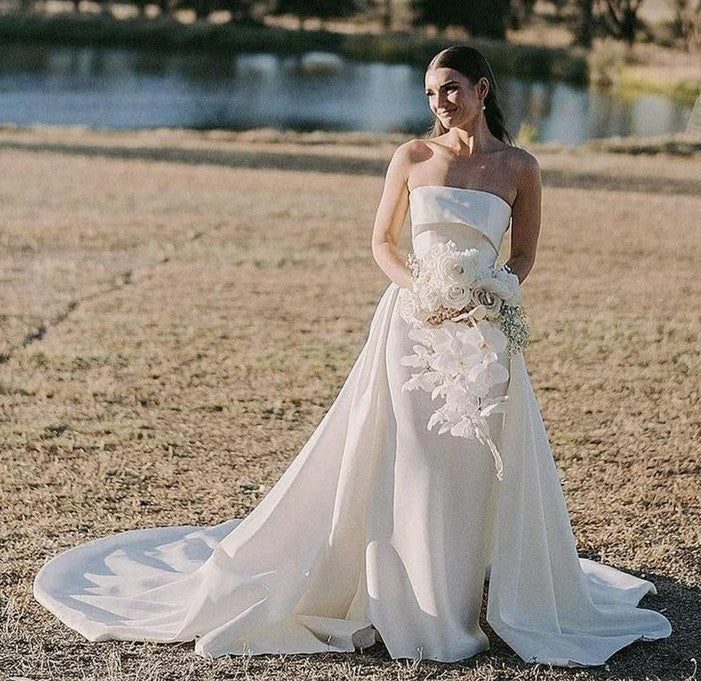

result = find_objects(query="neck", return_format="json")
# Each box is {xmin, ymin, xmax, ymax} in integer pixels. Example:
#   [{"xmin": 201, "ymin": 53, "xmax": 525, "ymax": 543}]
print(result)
[{"xmin": 445, "ymin": 121, "xmax": 498, "ymax": 155}]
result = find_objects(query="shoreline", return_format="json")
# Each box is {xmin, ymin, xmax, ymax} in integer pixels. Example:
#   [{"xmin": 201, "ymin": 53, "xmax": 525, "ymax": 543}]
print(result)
[
  {"xmin": 0, "ymin": 13, "xmax": 588, "ymax": 83},
  {"xmin": 1, "ymin": 12, "xmax": 699, "ymax": 103},
  {"xmin": 1, "ymin": 123, "xmax": 699, "ymax": 157}
]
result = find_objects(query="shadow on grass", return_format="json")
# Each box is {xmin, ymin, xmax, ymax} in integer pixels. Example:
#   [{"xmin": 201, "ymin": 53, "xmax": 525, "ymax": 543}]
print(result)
[
  {"xmin": 292, "ymin": 567, "xmax": 698, "ymax": 680},
  {"xmin": 1, "ymin": 139, "xmax": 700, "ymax": 199},
  {"xmin": 35, "ymin": 567, "xmax": 688, "ymax": 681}
]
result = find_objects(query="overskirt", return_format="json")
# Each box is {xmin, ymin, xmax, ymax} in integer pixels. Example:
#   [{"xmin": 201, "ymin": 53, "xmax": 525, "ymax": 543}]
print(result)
[{"xmin": 34, "ymin": 282, "xmax": 672, "ymax": 665}]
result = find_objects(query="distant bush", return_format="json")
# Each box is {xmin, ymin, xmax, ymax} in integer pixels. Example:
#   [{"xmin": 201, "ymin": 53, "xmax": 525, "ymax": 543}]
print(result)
[
  {"xmin": 340, "ymin": 32, "xmax": 587, "ymax": 83},
  {"xmin": 410, "ymin": 0, "xmax": 510, "ymax": 41},
  {"xmin": 0, "ymin": 13, "xmax": 343, "ymax": 51}
]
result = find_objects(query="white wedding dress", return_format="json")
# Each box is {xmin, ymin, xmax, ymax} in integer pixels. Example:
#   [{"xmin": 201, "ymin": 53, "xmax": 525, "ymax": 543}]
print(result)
[{"xmin": 33, "ymin": 185, "xmax": 672, "ymax": 666}]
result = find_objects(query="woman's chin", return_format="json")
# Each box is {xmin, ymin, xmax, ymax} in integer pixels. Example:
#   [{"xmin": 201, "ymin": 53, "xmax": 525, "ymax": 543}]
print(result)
[{"xmin": 440, "ymin": 114, "xmax": 463, "ymax": 128}]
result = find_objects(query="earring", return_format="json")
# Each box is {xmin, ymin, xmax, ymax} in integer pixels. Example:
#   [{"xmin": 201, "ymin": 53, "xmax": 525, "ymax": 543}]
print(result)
[{"xmin": 482, "ymin": 104, "xmax": 486, "ymax": 110}]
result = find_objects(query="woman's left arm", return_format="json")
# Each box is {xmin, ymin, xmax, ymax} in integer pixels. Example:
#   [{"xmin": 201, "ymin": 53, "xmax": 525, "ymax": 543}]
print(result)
[{"xmin": 506, "ymin": 151, "xmax": 542, "ymax": 284}]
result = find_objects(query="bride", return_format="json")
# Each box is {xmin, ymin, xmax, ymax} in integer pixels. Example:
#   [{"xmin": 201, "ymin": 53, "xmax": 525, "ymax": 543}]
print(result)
[{"xmin": 33, "ymin": 45, "xmax": 672, "ymax": 667}]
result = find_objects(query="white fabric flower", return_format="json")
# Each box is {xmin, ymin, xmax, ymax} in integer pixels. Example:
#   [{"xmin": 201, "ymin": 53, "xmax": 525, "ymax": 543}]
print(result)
[
  {"xmin": 492, "ymin": 269, "xmax": 522, "ymax": 305},
  {"xmin": 408, "ymin": 325, "xmax": 435, "ymax": 346},
  {"xmin": 442, "ymin": 281, "xmax": 472, "ymax": 309},
  {"xmin": 465, "ymin": 351, "xmax": 510, "ymax": 397},
  {"xmin": 435, "ymin": 248, "xmax": 480, "ymax": 285},
  {"xmin": 470, "ymin": 275, "xmax": 513, "ymax": 308},
  {"xmin": 402, "ymin": 370, "xmax": 442, "ymax": 393},
  {"xmin": 397, "ymin": 288, "xmax": 418, "ymax": 323},
  {"xmin": 397, "ymin": 242, "xmax": 523, "ymax": 480},
  {"xmin": 399, "ymin": 344, "xmax": 432, "ymax": 369},
  {"xmin": 469, "ymin": 287, "xmax": 502, "ymax": 316},
  {"xmin": 429, "ymin": 335, "xmax": 482, "ymax": 377},
  {"xmin": 448, "ymin": 418, "xmax": 480, "ymax": 439},
  {"xmin": 456, "ymin": 321, "xmax": 508, "ymax": 354}
]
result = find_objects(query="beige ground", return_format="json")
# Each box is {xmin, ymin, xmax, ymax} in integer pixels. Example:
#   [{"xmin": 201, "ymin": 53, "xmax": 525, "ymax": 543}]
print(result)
[{"xmin": 0, "ymin": 126, "xmax": 699, "ymax": 680}]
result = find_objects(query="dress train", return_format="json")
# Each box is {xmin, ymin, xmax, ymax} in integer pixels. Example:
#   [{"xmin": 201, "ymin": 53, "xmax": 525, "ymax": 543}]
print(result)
[{"xmin": 34, "ymin": 187, "xmax": 671, "ymax": 665}]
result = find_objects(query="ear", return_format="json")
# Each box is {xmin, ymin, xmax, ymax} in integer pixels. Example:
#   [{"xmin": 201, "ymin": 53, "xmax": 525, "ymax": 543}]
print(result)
[{"xmin": 478, "ymin": 76, "xmax": 490, "ymax": 100}]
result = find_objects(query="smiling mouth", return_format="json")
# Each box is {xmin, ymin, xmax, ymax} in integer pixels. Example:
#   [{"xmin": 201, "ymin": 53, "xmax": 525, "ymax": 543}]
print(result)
[{"xmin": 439, "ymin": 109, "xmax": 456, "ymax": 116}]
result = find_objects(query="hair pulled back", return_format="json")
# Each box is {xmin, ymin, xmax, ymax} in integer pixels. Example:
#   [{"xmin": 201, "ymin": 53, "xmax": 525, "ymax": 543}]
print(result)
[{"xmin": 426, "ymin": 45, "xmax": 513, "ymax": 145}]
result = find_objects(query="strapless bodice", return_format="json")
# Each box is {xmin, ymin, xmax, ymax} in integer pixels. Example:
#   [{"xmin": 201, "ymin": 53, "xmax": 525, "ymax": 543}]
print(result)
[{"xmin": 410, "ymin": 185, "xmax": 512, "ymax": 266}]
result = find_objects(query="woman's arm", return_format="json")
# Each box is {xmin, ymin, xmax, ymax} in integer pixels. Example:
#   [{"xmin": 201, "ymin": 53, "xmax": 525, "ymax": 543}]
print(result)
[
  {"xmin": 371, "ymin": 142, "xmax": 414, "ymax": 289},
  {"xmin": 506, "ymin": 151, "xmax": 542, "ymax": 284}
]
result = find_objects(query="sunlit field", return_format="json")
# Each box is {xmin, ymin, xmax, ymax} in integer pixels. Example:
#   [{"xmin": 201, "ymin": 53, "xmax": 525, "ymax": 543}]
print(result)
[{"xmin": 1, "ymin": 126, "xmax": 699, "ymax": 680}]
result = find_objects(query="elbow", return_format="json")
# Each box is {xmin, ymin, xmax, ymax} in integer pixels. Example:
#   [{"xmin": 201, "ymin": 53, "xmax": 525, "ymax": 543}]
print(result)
[
  {"xmin": 371, "ymin": 239, "xmax": 389, "ymax": 265},
  {"xmin": 519, "ymin": 254, "xmax": 537, "ymax": 283},
  {"xmin": 371, "ymin": 242, "xmax": 380, "ymax": 268},
  {"xmin": 509, "ymin": 250, "xmax": 536, "ymax": 283}
]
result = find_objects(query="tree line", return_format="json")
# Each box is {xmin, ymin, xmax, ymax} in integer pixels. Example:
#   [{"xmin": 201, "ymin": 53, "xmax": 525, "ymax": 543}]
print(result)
[{"xmin": 17, "ymin": 0, "xmax": 701, "ymax": 51}]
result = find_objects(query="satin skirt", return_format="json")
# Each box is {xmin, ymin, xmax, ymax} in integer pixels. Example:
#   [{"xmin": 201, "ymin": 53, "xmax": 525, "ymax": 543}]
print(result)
[{"xmin": 33, "ymin": 282, "xmax": 672, "ymax": 665}]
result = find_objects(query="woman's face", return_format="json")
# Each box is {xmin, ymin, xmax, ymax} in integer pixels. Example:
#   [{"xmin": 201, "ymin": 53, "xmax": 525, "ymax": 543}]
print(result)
[{"xmin": 424, "ymin": 66, "xmax": 487, "ymax": 130}]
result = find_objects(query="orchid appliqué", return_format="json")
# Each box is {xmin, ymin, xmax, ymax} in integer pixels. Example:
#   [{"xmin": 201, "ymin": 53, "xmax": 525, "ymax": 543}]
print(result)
[{"xmin": 398, "ymin": 242, "xmax": 523, "ymax": 481}]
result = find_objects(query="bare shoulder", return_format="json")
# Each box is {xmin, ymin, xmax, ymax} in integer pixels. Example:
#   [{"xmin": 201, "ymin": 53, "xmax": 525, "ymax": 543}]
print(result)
[
  {"xmin": 391, "ymin": 138, "xmax": 435, "ymax": 164},
  {"xmin": 504, "ymin": 145, "xmax": 541, "ymax": 177},
  {"xmin": 385, "ymin": 139, "xmax": 436, "ymax": 189}
]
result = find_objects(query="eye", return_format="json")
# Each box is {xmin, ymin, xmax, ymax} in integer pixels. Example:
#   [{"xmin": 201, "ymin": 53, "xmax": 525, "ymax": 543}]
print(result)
[{"xmin": 426, "ymin": 84, "xmax": 457, "ymax": 97}]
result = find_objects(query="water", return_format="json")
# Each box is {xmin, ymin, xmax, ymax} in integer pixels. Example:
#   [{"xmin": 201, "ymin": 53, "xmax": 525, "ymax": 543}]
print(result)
[{"xmin": 0, "ymin": 44, "xmax": 693, "ymax": 144}]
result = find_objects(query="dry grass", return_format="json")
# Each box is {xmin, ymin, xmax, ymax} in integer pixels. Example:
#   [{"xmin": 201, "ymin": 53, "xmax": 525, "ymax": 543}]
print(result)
[{"xmin": 0, "ymin": 126, "xmax": 699, "ymax": 681}]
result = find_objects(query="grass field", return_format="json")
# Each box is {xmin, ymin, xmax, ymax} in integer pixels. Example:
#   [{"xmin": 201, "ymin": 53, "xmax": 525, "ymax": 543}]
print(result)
[{"xmin": 0, "ymin": 126, "xmax": 699, "ymax": 680}]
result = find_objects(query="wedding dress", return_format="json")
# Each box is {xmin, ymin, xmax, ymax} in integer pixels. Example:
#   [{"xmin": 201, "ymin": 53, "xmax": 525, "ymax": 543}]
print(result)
[{"xmin": 33, "ymin": 185, "xmax": 672, "ymax": 666}]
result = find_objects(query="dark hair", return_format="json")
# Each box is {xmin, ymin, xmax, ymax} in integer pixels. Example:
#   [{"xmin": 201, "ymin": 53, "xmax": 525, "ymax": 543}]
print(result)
[{"xmin": 425, "ymin": 45, "xmax": 513, "ymax": 144}]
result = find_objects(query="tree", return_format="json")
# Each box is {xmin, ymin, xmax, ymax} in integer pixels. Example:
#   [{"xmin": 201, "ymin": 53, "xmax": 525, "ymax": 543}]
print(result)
[
  {"xmin": 133, "ymin": 0, "xmax": 148, "ymax": 17},
  {"xmin": 573, "ymin": 0, "xmax": 595, "ymax": 47},
  {"xmin": 509, "ymin": 0, "xmax": 537, "ymax": 30},
  {"xmin": 157, "ymin": 0, "xmax": 174, "ymax": 18},
  {"xmin": 381, "ymin": 0, "xmax": 392, "ymax": 30},
  {"xmin": 411, "ymin": 0, "xmax": 510, "ymax": 40},
  {"xmin": 670, "ymin": 0, "xmax": 701, "ymax": 50},
  {"xmin": 545, "ymin": 0, "xmax": 569, "ymax": 18},
  {"xmin": 273, "ymin": 0, "xmax": 365, "ymax": 29},
  {"xmin": 219, "ymin": 0, "xmax": 259, "ymax": 22},
  {"xmin": 188, "ymin": 0, "xmax": 212, "ymax": 19},
  {"xmin": 599, "ymin": 0, "xmax": 646, "ymax": 46}
]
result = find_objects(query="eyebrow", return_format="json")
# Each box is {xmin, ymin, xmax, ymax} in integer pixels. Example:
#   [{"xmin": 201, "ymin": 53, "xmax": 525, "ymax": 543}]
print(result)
[{"xmin": 425, "ymin": 80, "xmax": 459, "ymax": 92}]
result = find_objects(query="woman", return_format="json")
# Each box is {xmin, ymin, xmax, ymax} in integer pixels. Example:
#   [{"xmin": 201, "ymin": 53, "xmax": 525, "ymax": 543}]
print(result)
[{"xmin": 33, "ymin": 45, "xmax": 671, "ymax": 667}]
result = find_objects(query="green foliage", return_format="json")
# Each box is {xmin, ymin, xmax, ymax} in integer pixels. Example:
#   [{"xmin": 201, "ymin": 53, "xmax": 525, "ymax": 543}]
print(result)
[
  {"xmin": 515, "ymin": 121, "xmax": 539, "ymax": 144},
  {"xmin": 273, "ymin": 0, "xmax": 366, "ymax": 22},
  {"xmin": 410, "ymin": 0, "xmax": 510, "ymax": 40},
  {"xmin": 0, "ymin": 13, "xmax": 588, "ymax": 84},
  {"xmin": 153, "ymin": 0, "xmax": 260, "ymax": 22},
  {"xmin": 508, "ymin": 0, "xmax": 537, "ymax": 31},
  {"xmin": 599, "ymin": 0, "xmax": 644, "ymax": 46},
  {"xmin": 0, "ymin": 13, "xmax": 343, "ymax": 51}
]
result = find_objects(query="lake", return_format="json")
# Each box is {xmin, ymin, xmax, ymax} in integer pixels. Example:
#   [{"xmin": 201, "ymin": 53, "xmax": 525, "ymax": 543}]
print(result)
[{"xmin": 0, "ymin": 43, "xmax": 693, "ymax": 144}]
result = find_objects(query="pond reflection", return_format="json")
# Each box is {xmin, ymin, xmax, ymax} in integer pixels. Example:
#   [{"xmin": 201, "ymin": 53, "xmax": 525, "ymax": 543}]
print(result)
[{"xmin": 0, "ymin": 43, "xmax": 692, "ymax": 144}]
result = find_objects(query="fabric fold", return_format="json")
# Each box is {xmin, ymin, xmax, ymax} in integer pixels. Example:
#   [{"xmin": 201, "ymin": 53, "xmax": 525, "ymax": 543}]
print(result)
[
  {"xmin": 486, "ymin": 352, "xmax": 671, "ymax": 665},
  {"xmin": 33, "ymin": 186, "xmax": 671, "ymax": 666},
  {"xmin": 33, "ymin": 280, "xmax": 671, "ymax": 666}
]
